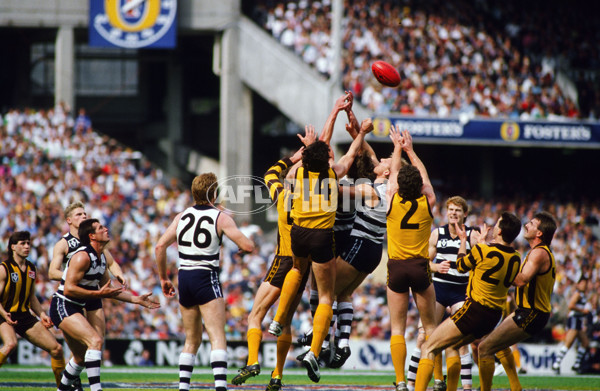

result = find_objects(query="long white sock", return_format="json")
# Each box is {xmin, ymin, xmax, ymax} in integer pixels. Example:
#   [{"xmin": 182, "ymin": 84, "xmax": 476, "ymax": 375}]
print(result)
[
  {"xmin": 337, "ymin": 301, "xmax": 354, "ymax": 348},
  {"xmin": 58, "ymin": 358, "xmax": 84, "ymax": 391},
  {"xmin": 460, "ymin": 352, "xmax": 473, "ymax": 388},
  {"xmin": 84, "ymin": 349, "xmax": 102, "ymax": 391},
  {"xmin": 179, "ymin": 353, "xmax": 196, "ymax": 391},
  {"xmin": 211, "ymin": 349, "xmax": 227, "ymax": 391}
]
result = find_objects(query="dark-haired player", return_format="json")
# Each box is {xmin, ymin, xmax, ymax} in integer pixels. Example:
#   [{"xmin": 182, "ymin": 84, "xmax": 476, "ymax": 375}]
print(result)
[
  {"xmin": 478, "ymin": 212, "xmax": 557, "ymax": 391},
  {"xmin": 268, "ymin": 118, "xmax": 372, "ymax": 383},
  {"xmin": 0, "ymin": 231, "xmax": 66, "ymax": 387},
  {"xmin": 50, "ymin": 219, "xmax": 159, "ymax": 391},
  {"xmin": 415, "ymin": 212, "xmax": 523, "ymax": 391},
  {"xmin": 385, "ymin": 126, "xmax": 437, "ymax": 391}
]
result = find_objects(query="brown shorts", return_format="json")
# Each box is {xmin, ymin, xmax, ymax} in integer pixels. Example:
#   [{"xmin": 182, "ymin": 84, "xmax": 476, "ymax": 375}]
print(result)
[
  {"xmin": 512, "ymin": 307, "xmax": 550, "ymax": 335},
  {"xmin": 387, "ymin": 258, "xmax": 431, "ymax": 293},
  {"xmin": 451, "ymin": 298, "xmax": 503, "ymax": 339},
  {"xmin": 263, "ymin": 255, "xmax": 291, "ymax": 288},
  {"xmin": 0, "ymin": 311, "xmax": 38, "ymax": 337},
  {"xmin": 290, "ymin": 224, "xmax": 335, "ymax": 263}
]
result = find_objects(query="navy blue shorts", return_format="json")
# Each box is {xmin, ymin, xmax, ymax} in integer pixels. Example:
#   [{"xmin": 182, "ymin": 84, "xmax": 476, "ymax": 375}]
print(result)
[
  {"xmin": 49, "ymin": 295, "xmax": 85, "ymax": 327},
  {"xmin": 178, "ymin": 268, "xmax": 223, "ymax": 307},
  {"xmin": 334, "ymin": 229, "xmax": 352, "ymax": 258},
  {"xmin": 434, "ymin": 281, "xmax": 467, "ymax": 308},
  {"xmin": 340, "ymin": 237, "xmax": 383, "ymax": 274},
  {"xmin": 566, "ymin": 315, "xmax": 586, "ymax": 331},
  {"xmin": 85, "ymin": 298, "xmax": 103, "ymax": 312}
]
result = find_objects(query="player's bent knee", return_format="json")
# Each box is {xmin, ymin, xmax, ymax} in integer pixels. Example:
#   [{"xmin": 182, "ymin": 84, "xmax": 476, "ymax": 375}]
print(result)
[
  {"xmin": 88, "ymin": 335, "xmax": 104, "ymax": 351},
  {"xmin": 49, "ymin": 344, "xmax": 64, "ymax": 358}
]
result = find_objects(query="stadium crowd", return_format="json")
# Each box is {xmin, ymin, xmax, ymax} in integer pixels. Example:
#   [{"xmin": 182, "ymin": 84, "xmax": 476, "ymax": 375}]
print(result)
[
  {"xmin": 250, "ymin": 0, "xmax": 600, "ymax": 120},
  {"xmin": 0, "ymin": 105, "xmax": 599, "ymax": 355}
]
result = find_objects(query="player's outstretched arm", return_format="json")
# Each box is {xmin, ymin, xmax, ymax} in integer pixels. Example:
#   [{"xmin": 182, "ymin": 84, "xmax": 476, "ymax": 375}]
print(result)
[
  {"xmin": 218, "ymin": 213, "xmax": 255, "ymax": 254},
  {"xmin": 346, "ymin": 108, "xmax": 378, "ymax": 166},
  {"xmin": 400, "ymin": 129, "xmax": 436, "ymax": 209},
  {"xmin": 333, "ymin": 118, "xmax": 373, "ymax": 178},
  {"xmin": 319, "ymin": 91, "xmax": 352, "ymax": 145},
  {"xmin": 386, "ymin": 125, "xmax": 403, "ymax": 211}
]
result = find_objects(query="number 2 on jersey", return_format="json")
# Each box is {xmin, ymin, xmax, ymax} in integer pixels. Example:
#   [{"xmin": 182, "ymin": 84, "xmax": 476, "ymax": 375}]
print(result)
[{"xmin": 400, "ymin": 199, "xmax": 419, "ymax": 229}]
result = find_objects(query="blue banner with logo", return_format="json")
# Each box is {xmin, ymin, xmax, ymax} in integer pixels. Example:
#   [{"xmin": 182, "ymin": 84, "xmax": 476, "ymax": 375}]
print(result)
[
  {"xmin": 89, "ymin": 0, "xmax": 177, "ymax": 49},
  {"xmin": 370, "ymin": 116, "xmax": 600, "ymax": 148}
]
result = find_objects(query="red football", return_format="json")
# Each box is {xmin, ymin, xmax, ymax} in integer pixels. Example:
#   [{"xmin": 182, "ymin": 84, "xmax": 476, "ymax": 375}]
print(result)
[{"xmin": 371, "ymin": 61, "xmax": 400, "ymax": 87}]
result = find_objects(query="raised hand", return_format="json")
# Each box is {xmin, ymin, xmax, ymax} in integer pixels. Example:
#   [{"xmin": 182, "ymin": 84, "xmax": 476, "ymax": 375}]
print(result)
[
  {"xmin": 478, "ymin": 224, "xmax": 491, "ymax": 244},
  {"xmin": 334, "ymin": 91, "xmax": 352, "ymax": 112},
  {"xmin": 345, "ymin": 91, "xmax": 354, "ymax": 111},
  {"xmin": 400, "ymin": 129, "xmax": 413, "ymax": 152},
  {"xmin": 360, "ymin": 118, "xmax": 374, "ymax": 134},
  {"xmin": 135, "ymin": 293, "xmax": 160, "ymax": 309},
  {"xmin": 455, "ymin": 222, "xmax": 467, "ymax": 243},
  {"xmin": 389, "ymin": 125, "xmax": 403, "ymax": 147},
  {"xmin": 298, "ymin": 124, "xmax": 317, "ymax": 146}
]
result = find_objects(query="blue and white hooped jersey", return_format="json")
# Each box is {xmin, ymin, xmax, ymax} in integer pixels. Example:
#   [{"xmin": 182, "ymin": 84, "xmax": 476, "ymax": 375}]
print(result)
[
  {"xmin": 62, "ymin": 232, "xmax": 81, "ymax": 266},
  {"xmin": 350, "ymin": 182, "xmax": 387, "ymax": 244},
  {"xmin": 176, "ymin": 205, "xmax": 222, "ymax": 271},
  {"xmin": 334, "ymin": 179, "xmax": 356, "ymax": 232},
  {"xmin": 432, "ymin": 225, "xmax": 477, "ymax": 286},
  {"xmin": 568, "ymin": 290, "xmax": 588, "ymax": 318},
  {"xmin": 55, "ymin": 244, "xmax": 107, "ymax": 306}
]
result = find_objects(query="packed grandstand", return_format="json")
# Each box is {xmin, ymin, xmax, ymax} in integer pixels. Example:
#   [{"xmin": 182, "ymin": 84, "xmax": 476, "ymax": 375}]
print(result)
[{"xmin": 249, "ymin": 0, "xmax": 599, "ymax": 120}]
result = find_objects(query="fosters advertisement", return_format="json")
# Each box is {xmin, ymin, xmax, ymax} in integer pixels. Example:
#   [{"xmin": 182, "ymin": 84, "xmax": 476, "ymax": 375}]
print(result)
[{"xmin": 371, "ymin": 117, "xmax": 600, "ymax": 148}]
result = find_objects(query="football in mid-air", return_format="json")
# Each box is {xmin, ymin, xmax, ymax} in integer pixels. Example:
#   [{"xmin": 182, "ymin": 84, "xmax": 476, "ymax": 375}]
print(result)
[{"xmin": 371, "ymin": 61, "xmax": 400, "ymax": 87}]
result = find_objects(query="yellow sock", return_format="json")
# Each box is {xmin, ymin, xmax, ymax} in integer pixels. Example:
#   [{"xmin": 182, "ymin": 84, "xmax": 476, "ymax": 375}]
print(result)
[
  {"xmin": 446, "ymin": 355, "xmax": 461, "ymax": 391},
  {"xmin": 390, "ymin": 335, "xmax": 407, "ymax": 383},
  {"xmin": 0, "ymin": 351, "xmax": 7, "ymax": 367},
  {"xmin": 478, "ymin": 356, "xmax": 495, "ymax": 391},
  {"xmin": 272, "ymin": 333, "xmax": 292, "ymax": 379},
  {"xmin": 274, "ymin": 269, "xmax": 303, "ymax": 324},
  {"xmin": 498, "ymin": 347, "xmax": 522, "ymax": 391},
  {"xmin": 310, "ymin": 304, "xmax": 333, "ymax": 357},
  {"xmin": 246, "ymin": 328, "xmax": 262, "ymax": 366},
  {"xmin": 513, "ymin": 347, "xmax": 522, "ymax": 369},
  {"xmin": 433, "ymin": 352, "xmax": 443, "ymax": 381},
  {"xmin": 415, "ymin": 358, "xmax": 434, "ymax": 391},
  {"xmin": 51, "ymin": 356, "xmax": 66, "ymax": 387}
]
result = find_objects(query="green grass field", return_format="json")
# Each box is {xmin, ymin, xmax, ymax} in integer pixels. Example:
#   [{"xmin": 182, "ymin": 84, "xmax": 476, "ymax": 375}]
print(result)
[{"xmin": 1, "ymin": 365, "xmax": 598, "ymax": 390}]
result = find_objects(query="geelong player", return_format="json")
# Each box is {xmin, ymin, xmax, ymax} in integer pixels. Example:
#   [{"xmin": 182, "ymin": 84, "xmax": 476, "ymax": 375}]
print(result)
[
  {"xmin": 155, "ymin": 173, "xmax": 255, "ymax": 391},
  {"xmin": 50, "ymin": 219, "xmax": 159, "ymax": 391}
]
